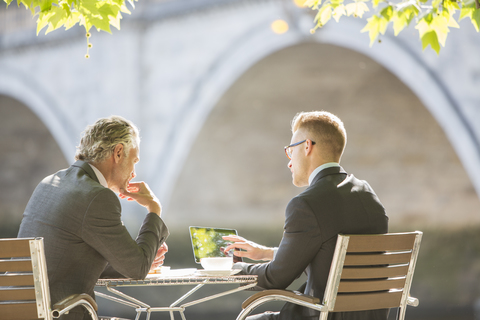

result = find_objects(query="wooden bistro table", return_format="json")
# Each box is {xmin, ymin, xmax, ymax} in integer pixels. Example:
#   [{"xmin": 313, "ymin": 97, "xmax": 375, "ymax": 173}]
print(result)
[{"xmin": 95, "ymin": 270, "xmax": 258, "ymax": 320}]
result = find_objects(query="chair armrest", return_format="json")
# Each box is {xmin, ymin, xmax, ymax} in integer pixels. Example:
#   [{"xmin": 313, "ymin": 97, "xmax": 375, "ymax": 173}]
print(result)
[
  {"xmin": 407, "ymin": 296, "xmax": 419, "ymax": 307},
  {"xmin": 52, "ymin": 293, "xmax": 98, "ymax": 318},
  {"xmin": 242, "ymin": 289, "xmax": 320, "ymax": 309}
]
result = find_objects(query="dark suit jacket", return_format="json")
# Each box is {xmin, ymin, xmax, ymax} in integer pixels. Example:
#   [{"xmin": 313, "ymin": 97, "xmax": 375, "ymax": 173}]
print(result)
[
  {"xmin": 236, "ymin": 166, "xmax": 389, "ymax": 320},
  {"xmin": 18, "ymin": 161, "xmax": 169, "ymax": 319}
]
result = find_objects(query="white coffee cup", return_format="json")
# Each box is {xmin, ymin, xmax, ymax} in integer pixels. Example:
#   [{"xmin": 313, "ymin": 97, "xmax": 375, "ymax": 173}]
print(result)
[{"xmin": 200, "ymin": 257, "xmax": 233, "ymax": 270}]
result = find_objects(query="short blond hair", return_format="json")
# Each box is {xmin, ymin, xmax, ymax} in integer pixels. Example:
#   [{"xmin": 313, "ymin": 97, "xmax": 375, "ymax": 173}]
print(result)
[
  {"xmin": 292, "ymin": 111, "xmax": 347, "ymax": 161},
  {"xmin": 75, "ymin": 115, "xmax": 140, "ymax": 163}
]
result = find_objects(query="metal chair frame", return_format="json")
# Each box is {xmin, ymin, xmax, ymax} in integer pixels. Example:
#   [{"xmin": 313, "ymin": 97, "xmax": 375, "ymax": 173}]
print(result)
[
  {"xmin": 236, "ymin": 231, "xmax": 423, "ymax": 320},
  {"xmin": 0, "ymin": 237, "xmax": 98, "ymax": 320}
]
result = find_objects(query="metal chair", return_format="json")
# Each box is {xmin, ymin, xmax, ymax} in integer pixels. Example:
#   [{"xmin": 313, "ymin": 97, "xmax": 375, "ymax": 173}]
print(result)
[
  {"xmin": 237, "ymin": 231, "xmax": 423, "ymax": 320},
  {"xmin": 0, "ymin": 237, "xmax": 98, "ymax": 320}
]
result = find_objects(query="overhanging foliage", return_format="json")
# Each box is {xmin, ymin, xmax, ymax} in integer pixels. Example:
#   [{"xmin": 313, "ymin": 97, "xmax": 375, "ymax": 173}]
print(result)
[
  {"xmin": 306, "ymin": 0, "xmax": 480, "ymax": 53},
  {"xmin": 2, "ymin": 0, "xmax": 480, "ymax": 54}
]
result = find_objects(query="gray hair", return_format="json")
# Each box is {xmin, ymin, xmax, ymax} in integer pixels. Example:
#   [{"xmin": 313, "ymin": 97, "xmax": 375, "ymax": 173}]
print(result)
[{"xmin": 75, "ymin": 115, "xmax": 140, "ymax": 163}]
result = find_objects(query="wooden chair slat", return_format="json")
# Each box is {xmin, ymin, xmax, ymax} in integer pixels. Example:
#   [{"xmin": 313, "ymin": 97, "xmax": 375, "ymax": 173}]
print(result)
[
  {"xmin": 338, "ymin": 278, "xmax": 406, "ymax": 293},
  {"xmin": 0, "ymin": 287, "xmax": 36, "ymax": 301},
  {"xmin": 346, "ymin": 234, "xmax": 416, "ymax": 253},
  {"xmin": 0, "ymin": 259, "xmax": 33, "ymax": 272},
  {"xmin": 344, "ymin": 252, "xmax": 412, "ymax": 266},
  {"xmin": 0, "ymin": 301, "xmax": 39, "ymax": 320},
  {"xmin": 0, "ymin": 239, "xmax": 33, "ymax": 259},
  {"xmin": 341, "ymin": 265, "xmax": 409, "ymax": 279},
  {"xmin": 0, "ymin": 274, "xmax": 35, "ymax": 287},
  {"xmin": 333, "ymin": 291, "xmax": 403, "ymax": 312}
]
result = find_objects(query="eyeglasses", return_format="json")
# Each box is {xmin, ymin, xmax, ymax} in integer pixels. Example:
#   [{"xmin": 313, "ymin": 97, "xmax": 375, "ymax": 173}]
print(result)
[{"xmin": 284, "ymin": 139, "xmax": 316, "ymax": 160}]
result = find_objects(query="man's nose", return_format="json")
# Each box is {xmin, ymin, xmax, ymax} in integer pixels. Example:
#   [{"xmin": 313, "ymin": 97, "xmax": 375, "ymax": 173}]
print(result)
[
  {"xmin": 132, "ymin": 170, "xmax": 136, "ymax": 179},
  {"xmin": 287, "ymin": 160, "xmax": 292, "ymax": 168}
]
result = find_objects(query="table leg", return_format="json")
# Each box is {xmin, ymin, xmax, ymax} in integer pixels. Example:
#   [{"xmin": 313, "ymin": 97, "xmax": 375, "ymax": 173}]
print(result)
[
  {"xmin": 169, "ymin": 283, "xmax": 205, "ymax": 307},
  {"xmin": 180, "ymin": 310, "xmax": 187, "ymax": 320},
  {"xmin": 106, "ymin": 285, "xmax": 151, "ymax": 308},
  {"xmin": 94, "ymin": 291, "xmax": 141, "ymax": 309},
  {"xmin": 180, "ymin": 282, "xmax": 258, "ymax": 308}
]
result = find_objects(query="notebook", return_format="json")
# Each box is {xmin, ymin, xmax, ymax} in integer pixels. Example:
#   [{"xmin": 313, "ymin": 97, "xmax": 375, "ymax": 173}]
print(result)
[{"xmin": 189, "ymin": 226, "xmax": 243, "ymax": 263}]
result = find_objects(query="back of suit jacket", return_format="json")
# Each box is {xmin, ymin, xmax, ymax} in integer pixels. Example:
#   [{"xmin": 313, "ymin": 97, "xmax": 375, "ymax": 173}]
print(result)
[
  {"xmin": 18, "ymin": 161, "xmax": 169, "ymax": 319},
  {"xmin": 238, "ymin": 166, "xmax": 388, "ymax": 320}
]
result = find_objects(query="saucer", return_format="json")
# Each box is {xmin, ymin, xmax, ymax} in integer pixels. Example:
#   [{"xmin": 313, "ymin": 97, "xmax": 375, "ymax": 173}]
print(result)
[{"xmin": 195, "ymin": 269, "xmax": 241, "ymax": 277}]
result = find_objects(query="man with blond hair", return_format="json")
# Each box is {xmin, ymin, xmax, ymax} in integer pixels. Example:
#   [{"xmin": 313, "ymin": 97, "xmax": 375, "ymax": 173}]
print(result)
[
  {"xmin": 224, "ymin": 111, "xmax": 389, "ymax": 320},
  {"xmin": 18, "ymin": 116, "xmax": 169, "ymax": 320}
]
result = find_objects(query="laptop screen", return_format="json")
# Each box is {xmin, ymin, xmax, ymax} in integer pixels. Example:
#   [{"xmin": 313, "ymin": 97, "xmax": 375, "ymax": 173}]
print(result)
[{"xmin": 189, "ymin": 226, "xmax": 242, "ymax": 263}]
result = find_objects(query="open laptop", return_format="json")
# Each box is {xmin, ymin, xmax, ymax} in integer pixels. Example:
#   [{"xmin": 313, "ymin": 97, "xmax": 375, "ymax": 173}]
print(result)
[{"xmin": 189, "ymin": 226, "xmax": 243, "ymax": 263}]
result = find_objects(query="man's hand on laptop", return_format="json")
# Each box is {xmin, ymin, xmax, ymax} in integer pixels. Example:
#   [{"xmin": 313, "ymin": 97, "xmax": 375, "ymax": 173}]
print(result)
[
  {"xmin": 119, "ymin": 182, "xmax": 162, "ymax": 216},
  {"xmin": 223, "ymin": 235, "xmax": 275, "ymax": 262}
]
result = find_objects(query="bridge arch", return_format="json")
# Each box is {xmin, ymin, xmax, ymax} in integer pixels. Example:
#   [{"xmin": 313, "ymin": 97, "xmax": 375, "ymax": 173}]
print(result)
[
  {"xmin": 0, "ymin": 66, "xmax": 77, "ymax": 162},
  {"xmin": 159, "ymin": 13, "xmax": 480, "ymax": 206},
  {"xmin": 313, "ymin": 17, "xmax": 480, "ymax": 198}
]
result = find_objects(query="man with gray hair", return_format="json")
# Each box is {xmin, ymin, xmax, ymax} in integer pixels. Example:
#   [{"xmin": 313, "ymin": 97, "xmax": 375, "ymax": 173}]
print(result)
[{"xmin": 18, "ymin": 115, "xmax": 169, "ymax": 320}]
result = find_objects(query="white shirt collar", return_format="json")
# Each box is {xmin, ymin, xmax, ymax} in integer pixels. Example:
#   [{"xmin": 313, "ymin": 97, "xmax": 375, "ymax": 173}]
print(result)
[
  {"xmin": 88, "ymin": 163, "xmax": 108, "ymax": 188},
  {"xmin": 308, "ymin": 162, "xmax": 340, "ymax": 186}
]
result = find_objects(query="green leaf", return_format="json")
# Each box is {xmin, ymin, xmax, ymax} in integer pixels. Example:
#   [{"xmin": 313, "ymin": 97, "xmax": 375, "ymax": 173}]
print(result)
[
  {"xmin": 392, "ymin": 10, "xmax": 408, "ymax": 35},
  {"xmin": 120, "ymin": 3, "xmax": 131, "ymax": 14},
  {"xmin": 108, "ymin": 10, "xmax": 122, "ymax": 30},
  {"xmin": 432, "ymin": 0, "xmax": 442, "ymax": 9},
  {"xmin": 64, "ymin": 11, "xmax": 81, "ymax": 30},
  {"xmin": 315, "ymin": 4, "xmax": 333, "ymax": 26},
  {"xmin": 444, "ymin": 0, "xmax": 460, "ymax": 11},
  {"xmin": 77, "ymin": 0, "xmax": 118, "ymax": 33},
  {"xmin": 441, "ymin": 5, "xmax": 460, "ymax": 28},
  {"xmin": 39, "ymin": 0, "xmax": 52, "ymax": 11},
  {"xmin": 36, "ymin": 10, "xmax": 54, "ymax": 35},
  {"xmin": 372, "ymin": 0, "xmax": 383, "ymax": 8},
  {"xmin": 472, "ymin": 7, "xmax": 480, "ymax": 31},
  {"xmin": 421, "ymin": 30, "xmax": 441, "ymax": 53},
  {"xmin": 305, "ymin": 0, "xmax": 323, "ymax": 9},
  {"xmin": 330, "ymin": 0, "xmax": 344, "ymax": 7},
  {"xmin": 415, "ymin": 12, "xmax": 451, "ymax": 53},
  {"xmin": 430, "ymin": 15, "xmax": 450, "ymax": 45},
  {"xmin": 380, "ymin": 5, "xmax": 394, "ymax": 20},
  {"xmin": 23, "ymin": 0, "xmax": 37, "ymax": 14},
  {"xmin": 332, "ymin": 4, "xmax": 346, "ymax": 22},
  {"xmin": 45, "ymin": 5, "xmax": 68, "ymax": 33},
  {"xmin": 460, "ymin": 1, "xmax": 475, "ymax": 20},
  {"xmin": 345, "ymin": 1, "xmax": 369, "ymax": 17},
  {"xmin": 361, "ymin": 14, "xmax": 388, "ymax": 46}
]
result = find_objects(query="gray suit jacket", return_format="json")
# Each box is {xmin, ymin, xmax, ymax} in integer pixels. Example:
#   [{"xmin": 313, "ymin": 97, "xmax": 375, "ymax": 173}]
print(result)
[
  {"xmin": 18, "ymin": 161, "xmax": 169, "ymax": 319},
  {"xmin": 236, "ymin": 166, "xmax": 389, "ymax": 320}
]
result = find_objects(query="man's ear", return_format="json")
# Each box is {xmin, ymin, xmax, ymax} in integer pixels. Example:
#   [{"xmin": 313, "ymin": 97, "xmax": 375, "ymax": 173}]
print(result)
[
  {"xmin": 113, "ymin": 144, "xmax": 124, "ymax": 164},
  {"xmin": 305, "ymin": 139, "xmax": 314, "ymax": 156}
]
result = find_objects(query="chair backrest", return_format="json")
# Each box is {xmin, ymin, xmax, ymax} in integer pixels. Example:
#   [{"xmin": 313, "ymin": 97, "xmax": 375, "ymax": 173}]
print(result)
[
  {"xmin": 0, "ymin": 238, "xmax": 52, "ymax": 320},
  {"xmin": 322, "ymin": 232, "xmax": 422, "ymax": 319}
]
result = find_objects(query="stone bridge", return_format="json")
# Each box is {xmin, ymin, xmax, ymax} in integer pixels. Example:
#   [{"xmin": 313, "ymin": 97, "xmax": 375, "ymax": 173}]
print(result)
[{"xmin": 1, "ymin": 0, "xmax": 479, "ymax": 231}]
